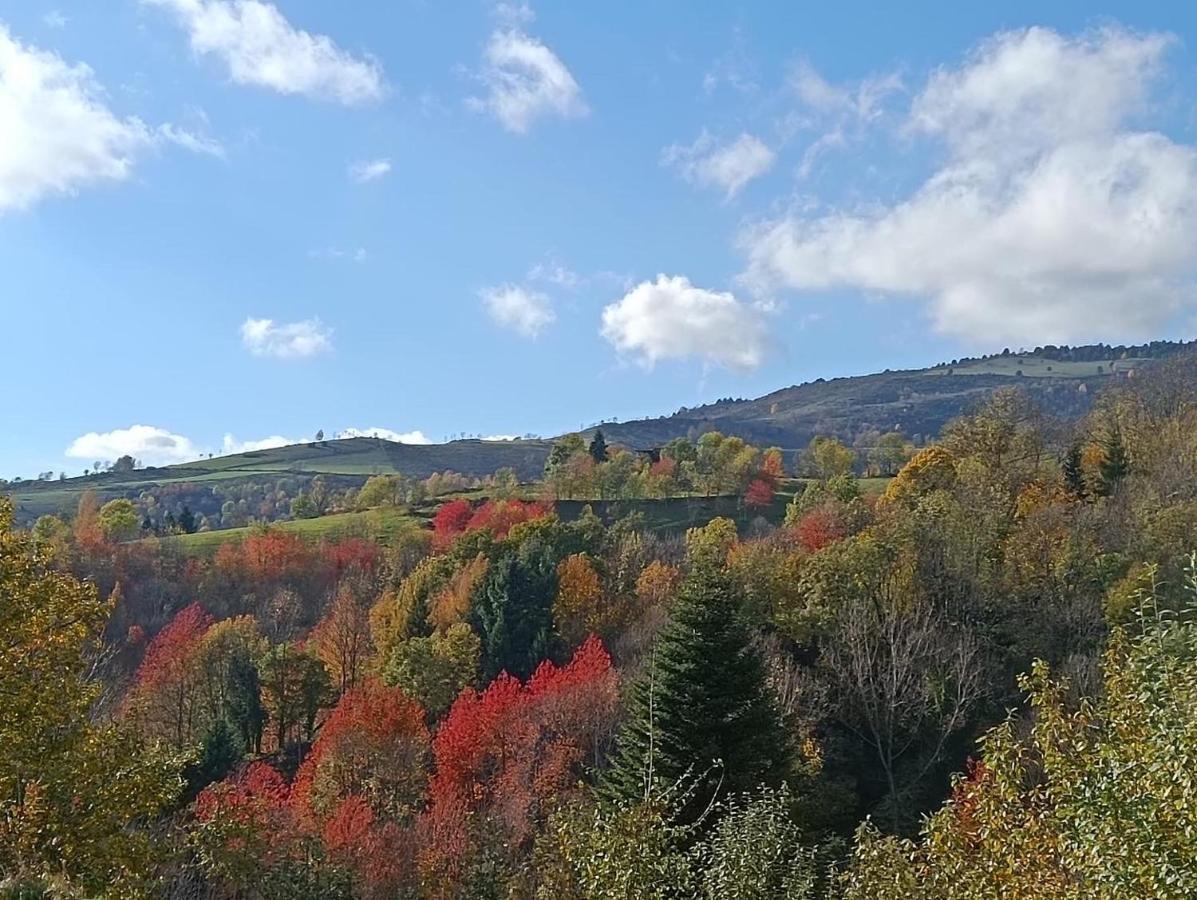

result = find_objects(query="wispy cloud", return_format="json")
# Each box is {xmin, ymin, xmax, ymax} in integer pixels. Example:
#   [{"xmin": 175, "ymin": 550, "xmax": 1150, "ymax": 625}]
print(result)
[
  {"xmin": 348, "ymin": 157, "xmax": 391, "ymax": 183},
  {"xmin": 240, "ymin": 316, "xmax": 332, "ymax": 359}
]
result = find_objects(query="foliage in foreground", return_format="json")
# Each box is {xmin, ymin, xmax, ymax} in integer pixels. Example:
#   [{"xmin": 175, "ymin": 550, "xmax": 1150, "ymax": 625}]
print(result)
[{"xmin": 844, "ymin": 562, "xmax": 1197, "ymax": 899}]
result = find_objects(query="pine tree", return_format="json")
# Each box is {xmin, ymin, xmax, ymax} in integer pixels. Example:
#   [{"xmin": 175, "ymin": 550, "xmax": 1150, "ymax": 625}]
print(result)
[
  {"xmin": 589, "ymin": 429, "xmax": 609, "ymax": 464},
  {"xmin": 603, "ymin": 565, "xmax": 789, "ymax": 825},
  {"xmin": 1096, "ymin": 427, "xmax": 1129, "ymax": 497},
  {"xmin": 471, "ymin": 545, "xmax": 556, "ymax": 681},
  {"xmin": 227, "ymin": 650, "xmax": 266, "ymax": 754},
  {"xmin": 1062, "ymin": 441, "xmax": 1086, "ymax": 498}
]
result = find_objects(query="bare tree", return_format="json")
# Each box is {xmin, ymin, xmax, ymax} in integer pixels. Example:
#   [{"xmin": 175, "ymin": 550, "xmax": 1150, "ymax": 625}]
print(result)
[{"xmin": 822, "ymin": 589, "xmax": 985, "ymax": 831}]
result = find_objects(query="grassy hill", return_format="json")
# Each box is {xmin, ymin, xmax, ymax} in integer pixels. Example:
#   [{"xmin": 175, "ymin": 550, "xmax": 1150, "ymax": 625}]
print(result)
[{"xmin": 6, "ymin": 437, "xmax": 553, "ymax": 522}]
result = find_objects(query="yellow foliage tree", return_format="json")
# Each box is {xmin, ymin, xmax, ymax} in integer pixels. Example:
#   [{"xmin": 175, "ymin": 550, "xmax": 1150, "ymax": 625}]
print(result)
[{"xmin": 0, "ymin": 498, "xmax": 182, "ymax": 895}]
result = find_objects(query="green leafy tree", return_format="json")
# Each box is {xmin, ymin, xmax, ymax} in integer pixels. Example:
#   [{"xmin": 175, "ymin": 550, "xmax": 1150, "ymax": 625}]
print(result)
[{"xmin": 98, "ymin": 498, "xmax": 140, "ymax": 542}]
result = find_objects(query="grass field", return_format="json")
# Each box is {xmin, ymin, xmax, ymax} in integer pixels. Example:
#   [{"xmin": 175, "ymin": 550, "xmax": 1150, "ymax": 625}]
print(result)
[{"xmin": 160, "ymin": 506, "xmax": 427, "ymax": 555}]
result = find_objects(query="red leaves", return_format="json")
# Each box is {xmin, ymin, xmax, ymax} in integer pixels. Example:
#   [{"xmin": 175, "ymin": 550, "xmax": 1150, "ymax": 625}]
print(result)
[
  {"xmin": 432, "ymin": 500, "xmax": 473, "ymax": 551},
  {"xmin": 794, "ymin": 504, "xmax": 848, "ymax": 552},
  {"xmin": 744, "ymin": 477, "xmax": 776, "ymax": 510},
  {"xmin": 134, "ymin": 602, "xmax": 212, "ymax": 690},
  {"xmin": 423, "ymin": 636, "xmax": 619, "ymax": 881},
  {"xmin": 293, "ymin": 679, "xmax": 430, "ymax": 823},
  {"xmin": 432, "ymin": 498, "xmax": 552, "ymax": 551}
]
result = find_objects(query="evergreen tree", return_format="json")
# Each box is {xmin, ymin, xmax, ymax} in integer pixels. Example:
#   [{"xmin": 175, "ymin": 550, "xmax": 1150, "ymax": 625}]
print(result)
[
  {"xmin": 1096, "ymin": 427, "xmax": 1130, "ymax": 497},
  {"xmin": 226, "ymin": 650, "xmax": 266, "ymax": 754},
  {"xmin": 471, "ymin": 542, "xmax": 557, "ymax": 681},
  {"xmin": 178, "ymin": 504, "xmax": 197, "ymax": 534},
  {"xmin": 1062, "ymin": 441, "xmax": 1086, "ymax": 499},
  {"xmin": 603, "ymin": 565, "xmax": 790, "ymax": 825},
  {"xmin": 184, "ymin": 719, "xmax": 242, "ymax": 801},
  {"xmin": 589, "ymin": 429, "xmax": 609, "ymax": 464}
]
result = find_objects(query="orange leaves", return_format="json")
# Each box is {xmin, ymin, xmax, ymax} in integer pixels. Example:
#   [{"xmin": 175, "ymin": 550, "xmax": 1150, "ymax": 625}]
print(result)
[{"xmin": 293, "ymin": 679, "xmax": 430, "ymax": 823}]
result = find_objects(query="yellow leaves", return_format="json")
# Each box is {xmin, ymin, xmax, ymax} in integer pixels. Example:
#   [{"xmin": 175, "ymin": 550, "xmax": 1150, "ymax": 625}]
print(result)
[
  {"xmin": 0, "ymin": 498, "xmax": 183, "ymax": 894},
  {"xmin": 431, "ymin": 553, "xmax": 489, "ymax": 632},
  {"xmin": 880, "ymin": 445, "xmax": 957, "ymax": 507},
  {"xmin": 634, "ymin": 561, "xmax": 682, "ymax": 608},
  {"xmin": 554, "ymin": 553, "xmax": 607, "ymax": 646}
]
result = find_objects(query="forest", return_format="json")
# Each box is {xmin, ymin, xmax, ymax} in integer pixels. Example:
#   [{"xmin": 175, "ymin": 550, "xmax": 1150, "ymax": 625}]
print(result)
[{"xmin": 7, "ymin": 355, "xmax": 1197, "ymax": 899}]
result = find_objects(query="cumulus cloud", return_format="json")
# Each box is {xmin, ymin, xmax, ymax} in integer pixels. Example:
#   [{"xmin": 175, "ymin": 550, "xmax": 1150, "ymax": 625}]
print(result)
[
  {"xmin": 348, "ymin": 157, "xmax": 390, "ymax": 183},
  {"xmin": 43, "ymin": 11, "xmax": 68, "ymax": 29},
  {"xmin": 481, "ymin": 283, "xmax": 555, "ymax": 337},
  {"xmin": 221, "ymin": 433, "xmax": 297, "ymax": 454},
  {"xmin": 0, "ymin": 26, "xmax": 216, "ymax": 214},
  {"xmin": 473, "ymin": 28, "xmax": 586, "ymax": 133},
  {"xmin": 337, "ymin": 427, "xmax": 431, "ymax": 444},
  {"xmin": 481, "ymin": 434, "xmax": 519, "ymax": 441},
  {"xmin": 240, "ymin": 317, "xmax": 332, "ymax": 359},
  {"xmin": 664, "ymin": 131, "xmax": 775, "ymax": 198},
  {"xmin": 142, "ymin": 0, "xmax": 384, "ymax": 105},
  {"xmin": 600, "ymin": 274, "xmax": 770, "ymax": 370},
  {"xmin": 744, "ymin": 26, "xmax": 1197, "ymax": 344},
  {"xmin": 67, "ymin": 425, "xmax": 200, "ymax": 466}
]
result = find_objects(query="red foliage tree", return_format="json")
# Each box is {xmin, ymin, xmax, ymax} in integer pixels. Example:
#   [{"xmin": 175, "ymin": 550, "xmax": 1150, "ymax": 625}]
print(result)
[
  {"xmin": 432, "ymin": 500, "xmax": 473, "ymax": 552},
  {"xmin": 744, "ymin": 477, "xmax": 776, "ymax": 510},
  {"xmin": 293, "ymin": 679, "xmax": 430, "ymax": 824},
  {"xmin": 126, "ymin": 602, "xmax": 213, "ymax": 746},
  {"xmin": 421, "ymin": 636, "xmax": 619, "ymax": 885},
  {"xmin": 795, "ymin": 504, "xmax": 848, "ymax": 552}
]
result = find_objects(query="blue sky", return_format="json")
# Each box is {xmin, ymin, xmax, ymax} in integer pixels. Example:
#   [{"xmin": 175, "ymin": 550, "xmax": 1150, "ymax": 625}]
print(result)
[{"xmin": 5, "ymin": 1, "xmax": 1197, "ymax": 478}]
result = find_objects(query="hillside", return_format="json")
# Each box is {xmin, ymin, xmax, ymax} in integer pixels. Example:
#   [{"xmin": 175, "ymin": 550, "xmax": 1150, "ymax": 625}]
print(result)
[
  {"xmin": 7, "ymin": 340, "xmax": 1193, "ymax": 524},
  {"xmin": 6, "ymin": 437, "xmax": 553, "ymax": 522},
  {"xmin": 586, "ymin": 343, "xmax": 1188, "ymax": 450}
]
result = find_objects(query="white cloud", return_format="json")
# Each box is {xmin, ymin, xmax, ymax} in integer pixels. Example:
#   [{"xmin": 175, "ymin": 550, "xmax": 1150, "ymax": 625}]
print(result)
[
  {"xmin": 600, "ymin": 274, "xmax": 769, "ymax": 370},
  {"xmin": 67, "ymin": 425, "xmax": 200, "ymax": 466},
  {"xmin": 482, "ymin": 434, "xmax": 519, "ymax": 441},
  {"xmin": 481, "ymin": 283, "xmax": 555, "ymax": 337},
  {"xmin": 0, "ymin": 26, "xmax": 223, "ymax": 215},
  {"xmin": 0, "ymin": 26, "xmax": 151, "ymax": 213},
  {"xmin": 142, "ymin": 0, "xmax": 384, "ymax": 105},
  {"xmin": 348, "ymin": 157, "xmax": 390, "ymax": 183},
  {"xmin": 240, "ymin": 317, "xmax": 332, "ymax": 359},
  {"xmin": 337, "ymin": 427, "xmax": 431, "ymax": 444},
  {"xmin": 221, "ymin": 433, "xmax": 297, "ymax": 454},
  {"xmin": 744, "ymin": 26, "xmax": 1197, "ymax": 344},
  {"xmin": 473, "ymin": 28, "xmax": 586, "ymax": 133},
  {"xmin": 493, "ymin": 2, "xmax": 535, "ymax": 25},
  {"xmin": 664, "ymin": 131, "xmax": 775, "ymax": 198},
  {"xmin": 43, "ymin": 11, "xmax": 68, "ymax": 29}
]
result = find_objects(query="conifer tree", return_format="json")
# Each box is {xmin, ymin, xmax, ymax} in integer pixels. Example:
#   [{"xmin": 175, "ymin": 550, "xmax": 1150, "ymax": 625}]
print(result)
[
  {"xmin": 589, "ymin": 429, "xmax": 609, "ymax": 463},
  {"xmin": 1096, "ymin": 427, "xmax": 1129, "ymax": 497},
  {"xmin": 603, "ymin": 564, "xmax": 789, "ymax": 824},
  {"xmin": 1062, "ymin": 441, "xmax": 1086, "ymax": 498}
]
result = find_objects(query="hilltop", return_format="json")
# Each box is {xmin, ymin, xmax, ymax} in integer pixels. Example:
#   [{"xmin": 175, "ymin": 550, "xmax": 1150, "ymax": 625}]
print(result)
[{"xmin": 584, "ymin": 340, "xmax": 1192, "ymax": 450}]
